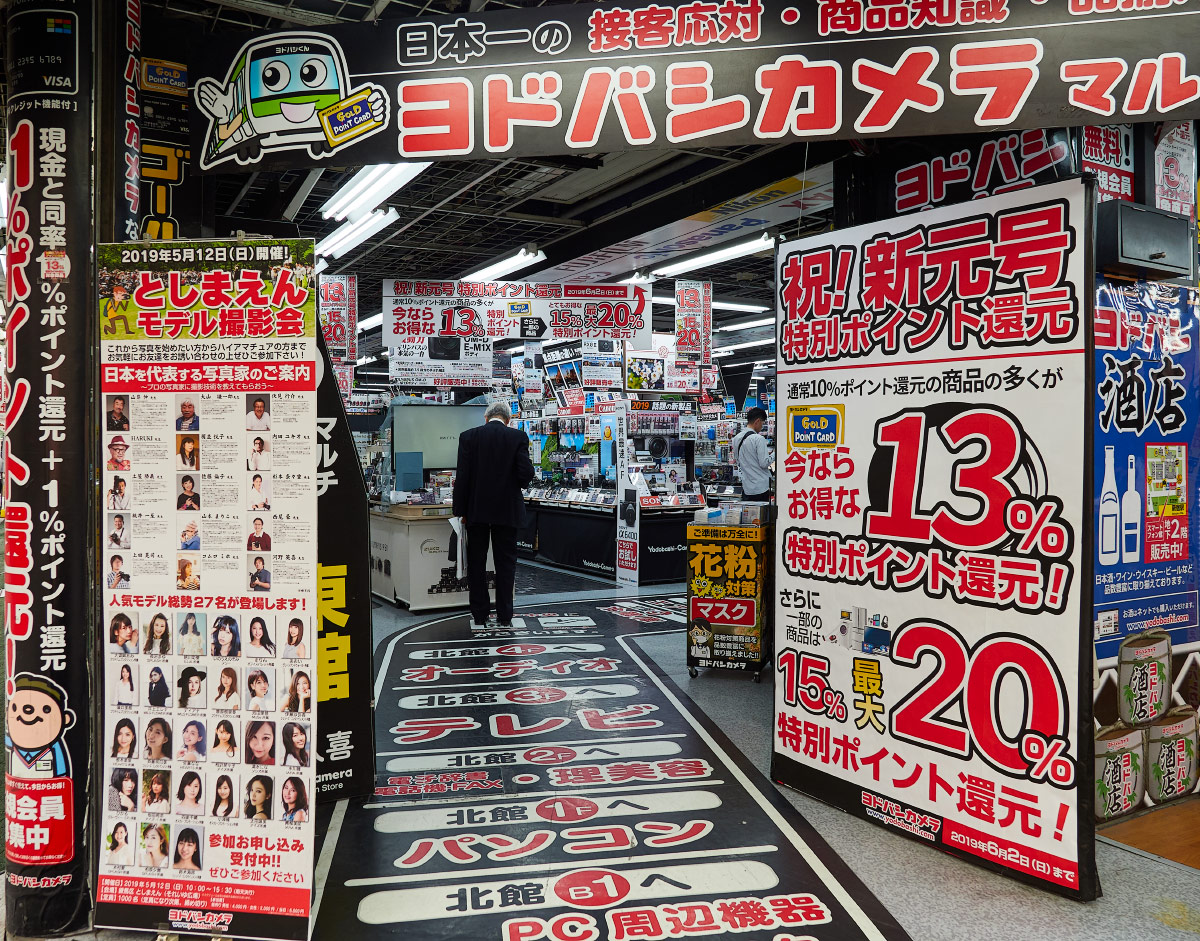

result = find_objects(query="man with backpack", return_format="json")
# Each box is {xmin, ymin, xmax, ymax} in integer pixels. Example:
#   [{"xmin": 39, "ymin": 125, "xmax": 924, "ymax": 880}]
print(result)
[{"xmin": 731, "ymin": 406, "xmax": 772, "ymax": 502}]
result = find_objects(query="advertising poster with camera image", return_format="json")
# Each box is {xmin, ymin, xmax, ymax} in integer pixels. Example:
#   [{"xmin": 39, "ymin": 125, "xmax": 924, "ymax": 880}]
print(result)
[
  {"xmin": 772, "ymin": 180, "xmax": 1099, "ymax": 899},
  {"xmin": 389, "ymin": 332, "xmax": 492, "ymax": 387},
  {"xmin": 95, "ymin": 239, "xmax": 319, "ymax": 940}
]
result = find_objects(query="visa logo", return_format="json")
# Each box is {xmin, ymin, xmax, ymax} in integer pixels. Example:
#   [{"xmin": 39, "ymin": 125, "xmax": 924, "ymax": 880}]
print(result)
[{"xmin": 42, "ymin": 76, "xmax": 72, "ymax": 87}]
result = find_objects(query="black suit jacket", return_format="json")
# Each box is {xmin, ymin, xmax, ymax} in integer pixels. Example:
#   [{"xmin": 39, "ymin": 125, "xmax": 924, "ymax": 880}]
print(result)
[{"xmin": 453, "ymin": 420, "xmax": 536, "ymax": 526}]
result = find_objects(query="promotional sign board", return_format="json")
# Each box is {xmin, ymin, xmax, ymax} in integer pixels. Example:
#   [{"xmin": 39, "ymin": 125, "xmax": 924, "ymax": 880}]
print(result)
[
  {"xmin": 1093, "ymin": 279, "xmax": 1200, "ymax": 665},
  {"xmin": 1155, "ymin": 120, "xmax": 1197, "ymax": 219},
  {"xmin": 3, "ymin": 2, "xmax": 94, "ymax": 932},
  {"xmin": 581, "ymin": 337, "xmax": 623, "ymax": 390},
  {"xmin": 193, "ymin": 5, "xmax": 1200, "ymax": 168},
  {"xmin": 94, "ymin": 239, "xmax": 320, "ymax": 940},
  {"xmin": 315, "ymin": 337, "xmax": 377, "ymax": 800},
  {"xmin": 1081, "ymin": 125, "xmax": 1135, "ymax": 204},
  {"xmin": 522, "ymin": 340, "xmax": 545, "ymax": 399},
  {"xmin": 384, "ymin": 280, "xmax": 652, "ymax": 349},
  {"xmin": 318, "ymin": 273, "xmax": 358, "ymax": 364},
  {"xmin": 625, "ymin": 333, "xmax": 700, "ymax": 393},
  {"xmin": 389, "ymin": 333, "xmax": 492, "ymax": 387},
  {"xmin": 675, "ymin": 279, "xmax": 712, "ymax": 364},
  {"xmin": 772, "ymin": 180, "xmax": 1098, "ymax": 899},
  {"xmin": 686, "ymin": 525, "xmax": 768, "ymax": 672}
]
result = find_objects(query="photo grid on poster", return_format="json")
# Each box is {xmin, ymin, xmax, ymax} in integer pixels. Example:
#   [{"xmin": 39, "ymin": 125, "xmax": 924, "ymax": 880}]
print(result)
[{"xmin": 96, "ymin": 241, "xmax": 318, "ymax": 939}]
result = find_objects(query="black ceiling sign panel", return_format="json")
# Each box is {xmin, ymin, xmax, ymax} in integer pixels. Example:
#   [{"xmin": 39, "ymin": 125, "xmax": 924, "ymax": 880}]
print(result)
[{"xmin": 191, "ymin": 2, "xmax": 1200, "ymax": 170}]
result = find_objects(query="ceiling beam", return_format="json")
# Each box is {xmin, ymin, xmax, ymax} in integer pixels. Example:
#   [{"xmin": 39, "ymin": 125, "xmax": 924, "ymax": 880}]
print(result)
[{"xmin": 212, "ymin": 0, "xmax": 346, "ymax": 26}]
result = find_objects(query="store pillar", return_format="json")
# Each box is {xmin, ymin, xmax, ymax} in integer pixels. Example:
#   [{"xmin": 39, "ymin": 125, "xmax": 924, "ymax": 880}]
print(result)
[{"xmin": 4, "ymin": 0, "xmax": 96, "ymax": 934}]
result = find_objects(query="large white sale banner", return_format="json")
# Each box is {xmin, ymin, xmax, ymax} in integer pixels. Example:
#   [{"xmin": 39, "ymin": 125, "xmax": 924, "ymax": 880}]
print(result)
[
  {"xmin": 95, "ymin": 239, "xmax": 319, "ymax": 940},
  {"xmin": 771, "ymin": 181, "xmax": 1099, "ymax": 899}
]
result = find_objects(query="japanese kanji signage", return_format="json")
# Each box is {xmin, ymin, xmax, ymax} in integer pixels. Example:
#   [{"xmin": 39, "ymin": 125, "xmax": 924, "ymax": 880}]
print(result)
[
  {"xmin": 315, "ymin": 602, "xmax": 909, "ymax": 941},
  {"xmin": 1081, "ymin": 125, "xmax": 1134, "ymax": 204},
  {"xmin": 675, "ymin": 279, "xmax": 712, "ymax": 365},
  {"xmin": 94, "ymin": 239, "xmax": 320, "ymax": 940},
  {"xmin": 1092, "ymin": 278, "xmax": 1200, "ymax": 666},
  {"xmin": 686, "ymin": 525, "xmax": 768, "ymax": 672},
  {"xmin": 193, "ymin": 3, "xmax": 1200, "ymax": 168},
  {"xmin": 318, "ymin": 273, "xmax": 358, "ymax": 365},
  {"xmin": 1155, "ymin": 120, "xmax": 1196, "ymax": 219},
  {"xmin": 383, "ymin": 279, "xmax": 652, "ymax": 350},
  {"xmin": 4, "ymin": 1, "xmax": 93, "ymax": 932},
  {"xmin": 772, "ymin": 180, "xmax": 1099, "ymax": 898}
]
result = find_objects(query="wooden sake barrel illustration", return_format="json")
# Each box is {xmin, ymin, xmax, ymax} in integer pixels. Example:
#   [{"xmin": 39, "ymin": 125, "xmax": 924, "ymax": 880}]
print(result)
[
  {"xmin": 1147, "ymin": 706, "xmax": 1199, "ymax": 804},
  {"xmin": 1095, "ymin": 723, "xmax": 1146, "ymax": 821},
  {"xmin": 1116, "ymin": 629, "xmax": 1172, "ymax": 726}
]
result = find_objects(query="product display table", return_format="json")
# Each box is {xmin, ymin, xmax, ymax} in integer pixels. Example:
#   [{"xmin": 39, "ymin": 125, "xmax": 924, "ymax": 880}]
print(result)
[{"xmin": 369, "ymin": 504, "xmax": 492, "ymax": 611}]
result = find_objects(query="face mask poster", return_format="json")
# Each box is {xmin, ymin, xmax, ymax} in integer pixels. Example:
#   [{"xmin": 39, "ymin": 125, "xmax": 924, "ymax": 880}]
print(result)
[
  {"xmin": 771, "ymin": 179, "xmax": 1099, "ymax": 899},
  {"xmin": 95, "ymin": 239, "xmax": 320, "ymax": 940}
]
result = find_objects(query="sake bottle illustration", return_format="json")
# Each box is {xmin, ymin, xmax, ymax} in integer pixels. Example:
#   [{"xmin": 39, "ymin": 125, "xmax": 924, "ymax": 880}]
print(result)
[
  {"xmin": 1122, "ymin": 455, "xmax": 1141, "ymax": 563},
  {"xmin": 1099, "ymin": 446, "xmax": 1120, "ymax": 566}
]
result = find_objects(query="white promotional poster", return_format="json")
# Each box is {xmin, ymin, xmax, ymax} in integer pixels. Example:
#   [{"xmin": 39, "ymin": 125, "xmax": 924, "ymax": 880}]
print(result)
[
  {"xmin": 383, "ymin": 280, "xmax": 652, "ymax": 349},
  {"xmin": 317, "ymin": 273, "xmax": 358, "ymax": 365},
  {"xmin": 605, "ymin": 401, "xmax": 640, "ymax": 589},
  {"xmin": 389, "ymin": 333, "xmax": 492, "ymax": 387},
  {"xmin": 521, "ymin": 340, "xmax": 545, "ymax": 398},
  {"xmin": 581, "ymin": 337, "xmax": 623, "ymax": 390},
  {"xmin": 1155, "ymin": 120, "xmax": 1196, "ymax": 218},
  {"xmin": 625, "ymin": 333, "xmax": 701, "ymax": 393},
  {"xmin": 771, "ymin": 181, "xmax": 1098, "ymax": 899},
  {"xmin": 95, "ymin": 239, "xmax": 320, "ymax": 939},
  {"xmin": 675, "ymin": 279, "xmax": 713, "ymax": 365}
]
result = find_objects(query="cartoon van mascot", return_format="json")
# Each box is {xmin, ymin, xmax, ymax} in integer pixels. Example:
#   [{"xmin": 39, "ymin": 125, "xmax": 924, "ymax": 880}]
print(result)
[
  {"xmin": 6, "ymin": 673, "xmax": 75, "ymax": 778},
  {"xmin": 196, "ymin": 32, "xmax": 388, "ymax": 169}
]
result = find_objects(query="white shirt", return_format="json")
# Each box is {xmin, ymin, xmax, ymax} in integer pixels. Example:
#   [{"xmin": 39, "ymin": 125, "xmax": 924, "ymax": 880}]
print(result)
[
  {"xmin": 246, "ymin": 411, "xmax": 271, "ymax": 430},
  {"xmin": 732, "ymin": 427, "xmax": 772, "ymax": 496}
]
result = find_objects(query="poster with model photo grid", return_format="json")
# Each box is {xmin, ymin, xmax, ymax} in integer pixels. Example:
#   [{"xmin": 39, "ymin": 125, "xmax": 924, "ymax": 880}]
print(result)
[
  {"xmin": 95, "ymin": 239, "xmax": 319, "ymax": 941},
  {"xmin": 770, "ymin": 180, "xmax": 1099, "ymax": 899}
]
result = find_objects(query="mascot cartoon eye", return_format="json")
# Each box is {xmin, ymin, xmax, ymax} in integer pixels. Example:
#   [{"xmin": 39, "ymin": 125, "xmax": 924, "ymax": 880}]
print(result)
[
  {"xmin": 262, "ymin": 60, "xmax": 290, "ymax": 91},
  {"xmin": 300, "ymin": 58, "xmax": 327, "ymax": 88}
]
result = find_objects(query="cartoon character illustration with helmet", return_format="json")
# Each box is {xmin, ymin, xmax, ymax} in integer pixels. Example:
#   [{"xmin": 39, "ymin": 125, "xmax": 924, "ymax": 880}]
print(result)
[{"xmin": 195, "ymin": 32, "xmax": 388, "ymax": 170}]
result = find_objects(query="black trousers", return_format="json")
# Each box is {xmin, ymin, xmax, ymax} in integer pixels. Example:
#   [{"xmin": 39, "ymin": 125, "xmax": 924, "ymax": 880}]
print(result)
[
  {"xmin": 466, "ymin": 523, "xmax": 517, "ymax": 625},
  {"xmin": 742, "ymin": 491, "xmax": 771, "ymax": 502}
]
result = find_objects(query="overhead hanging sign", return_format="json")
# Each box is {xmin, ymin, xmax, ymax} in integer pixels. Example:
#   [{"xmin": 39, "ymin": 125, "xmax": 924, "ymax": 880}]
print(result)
[
  {"xmin": 383, "ymin": 279, "xmax": 652, "ymax": 349},
  {"xmin": 675, "ymin": 279, "xmax": 712, "ymax": 364},
  {"xmin": 772, "ymin": 180, "xmax": 1098, "ymax": 899},
  {"xmin": 318, "ymin": 273, "xmax": 358, "ymax": 365},
  {"xmin": 581, "ymin": 337, "xmax": 623, "ymax": 390},
  {"xmin": 389, "ymin": 333, "xmax": 492, "ymax": 387},
  {"xmin": 193, "ymin": 4, "xmax": 1200, "ymax": 169},
  {"xmin": 94, "ymin": 238, "xmax": 321, "ymax": 941},
  {"xmin": 625, "ymin": 333, "xmax": 700, "ymax": 394}
]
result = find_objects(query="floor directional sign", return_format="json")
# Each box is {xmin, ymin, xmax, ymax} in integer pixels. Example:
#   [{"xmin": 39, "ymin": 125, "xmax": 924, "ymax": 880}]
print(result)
[{"xmin": 315, "ymin": 601, "xmax": 908, "ymax": 940}]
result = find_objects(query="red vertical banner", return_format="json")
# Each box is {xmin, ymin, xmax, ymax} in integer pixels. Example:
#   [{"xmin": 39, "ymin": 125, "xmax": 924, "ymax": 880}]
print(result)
[
  {"xmin": 318, "ymin": 273, "xmax": 358, "ymax": 364},
  {"xmin": 1155, "ymin": 120, "xmax": 1196, "ymax": 219},
  {"xmin": 1081, "ymin": 125, "xmax": 1134, "ymax": 203},
  {"xmin": 675, "ymin": 279, "xmax": 711, "ymax": 365},
  {"xmin": 772, "ymin": 179, "xmax": 1099, "ymax": 899}
]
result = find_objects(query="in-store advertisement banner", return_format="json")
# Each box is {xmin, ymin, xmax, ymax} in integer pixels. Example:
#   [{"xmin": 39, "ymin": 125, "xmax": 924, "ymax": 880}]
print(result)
[
  {"xmin": 389, "ymin": 333, "xmax": 492, "ymax": 387},
  {"xmin": 95, "ymin": 239, "xmax": 320, "ymax": 940},
  {"xmin": 1081, "ymin": 125, "xmax": 1134, "ymax": 204},
  {"xmin": 772, "ymin": 180, "xmax": 1098, "ymax": 899},
  {"xmin": 192, "ymin": 4, "xmax": 1200, "ymax": 168},
  {"xmin": 581, "ymin": 336, "xmax": 623, "ymax": 390},
  {"xmin": 383, "ymin": 279, "xmax": 652, "ymax": 349},
  {"xmin": 604, "ymin": 401, "xmax": 640, "ymax": 588},
  {"xmin": 318, "ymin": 273, "xmax": 358, "ymax": 364},
  {"xmin": 687, "ymin": 525, "xmax": 768, "ymax": 672},
  {"xmin": 4, "ymin": 1, "xmax": 94, "ymax": 932},
  {"xmin": 675, "ymin": 279, "xmax": 713, "ymax": 365},
  {"xmin": 1155, "ymin": 120, "xmax": 1197, "ymax": 219},
  {"xmin": 1093, "ymin": 279, "xmax": 1200, "ymax": 664},
  {"xmin": 522, "ymin": 340, "xmax": 545, "ymax": 399},
  {"xmin": 626, "ymin": 333, "xmax": 700, "ymax": 393},
  {"xmin": 315, "ymin": 336, "xmax": 377, "ymax": 800}
]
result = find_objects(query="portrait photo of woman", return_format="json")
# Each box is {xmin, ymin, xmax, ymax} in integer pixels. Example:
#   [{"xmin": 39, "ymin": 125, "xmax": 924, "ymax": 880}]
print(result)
[
  {"xmin": 211, "ymin": 719, "xmax": 239, "ymax": 762},
  {"xmin": 245, "ymin": 617, "xmax": 276, "ymax": 657},
  {"xmin": 177, "ymin": 720, "xmax": 207, "ymax": 761},
  {"xmin": 110, "ymin": 717, "xmax": 137, "ymax": 760},
  {"xmin": 244, "ymin": 720, "xmax": 275, "ymax": 766},
  {"xmin": 177, "ymin": 556, "xmax": 200, "ymax": 591},
  {"xmin": 211, "ymin": 615, "xmax": 241, "ymax": 657},
  {"xmin": 107, "ymin": 768, "xmax": 137, "ymax": 813},
  {"xmin": 142, "ymin": 771, "xmax": 171, "ymax": 814},
  {"xmin": 244, "ymin": 775, "xmax": 272, "ymax": 820},
  {"xmin": 281, "ymin": 722, "xmax": 309, "ymax": 768},
  {"xmin": 146, "ymin": 666, "xmax": 172, "ymax": 708},
  {"xmin": 248, "ymin": 473, "xmax": 271, "ymax": 510},
  {"xmin": 280, "ymin": 776, "xmax": 308, "ymax": 823},
  {"xmin": 143, "ymin": 717, "xmax": 172, "ymax": 761},
  {"xmin": 211, "ymin": 773, "xmax": 237, "ymax": 818},
  {"xmin": 176, "ymin": 666, "xmax": 206, "ymax": 709},
  {"xmin": 172, "ymin": 827, "xmax": 203, "ymax": 872},
  {"xmin": 113, "ymin": 662, "xmax": 136, "ymax": 707},
  {"xmin": 176, "ymin": 435, "xmax": 199, "ymax": 470},
  {"xmin": 141, "ymin": 823, "xmax": 169, "ymax": 869},
  {"xmin": 282, "ymin": 670, "xmax": 311, "ymax": 714},
  {"xmin": 282, "ymin": 617, "xmax": 307, "ymax": 658},
  {"xmin": 247, "ymin": 668, "xmax": 273, "ymax": 712},
  {"xmin": 106, "ymin": 821, "xmax": 135, "ymax": 866},
  {"xmin": 212, "ymin": 667, "xmax": 240, "ymax": 709},
  {"xmin": 175, "ymin": 772, "xmax": 204, "ymax": 816},
  {"xmin": 178, "ymin": 612, "xmax": 205, "ymax": 656},
  {"xmin": 143, "ymin": 612, "xmax": 171, "ymax": 655}
]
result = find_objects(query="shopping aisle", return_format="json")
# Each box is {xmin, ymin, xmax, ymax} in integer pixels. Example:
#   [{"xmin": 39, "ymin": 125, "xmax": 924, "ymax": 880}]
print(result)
[
  {"xmin": 306, "ymin": 589, "xmax": 1200, "ymax": 941},
  {"xmin": 317, "ymin": 596, "xmax": 906, "ymax": 940}
]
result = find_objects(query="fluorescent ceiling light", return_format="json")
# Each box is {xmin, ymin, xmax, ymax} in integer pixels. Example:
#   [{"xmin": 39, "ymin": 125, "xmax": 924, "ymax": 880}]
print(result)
[
  {"xmin": 358, "ymin": 313, "xmax": 383, "ymax": 333},
  {"xmin": 713, "ymin": 338, "xmax": 774, "ymax": 356},
  {"xmin": 356, "ymin": 354, "xmax": 378, "ymax": 366},
  {"xmin": 314, "ymin": 257, "xmax": 329, "ymax": 275},
  {"xmin": 461, "ymin": 246, "xmax": 546, "ymax": 282},
  {"xmin": 316, "ymin": 207, "xmax": 400, "ymax": 259},
  {"xmin": 651, "ymin": 295, "xmax": 770, "ymax": 314},
  {"xmin": 650, "ymin": 232, "xmax": 774, "ymax": 278},
  {"xmin": 621, "ymin": 271, "xmax": 655, "ymax": 284},
  {"xmin": 321, "ymin": 162, "xmax": 430, "ymax": 221},
  {"xmin": 716, "ymin": 317, "xmax": 775, "ymax": 333}
]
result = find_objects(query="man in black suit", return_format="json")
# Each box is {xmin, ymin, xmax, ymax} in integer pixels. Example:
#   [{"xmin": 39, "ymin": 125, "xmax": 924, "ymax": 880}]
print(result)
[{"xmin": 454, "ymin": 403, "xmax": 536, "ymax": 627}]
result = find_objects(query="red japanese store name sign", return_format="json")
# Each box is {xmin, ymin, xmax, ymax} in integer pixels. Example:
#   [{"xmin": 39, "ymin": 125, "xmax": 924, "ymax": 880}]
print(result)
[
  {"xmin": 771, "ymin": 179, "xmax": 1098, "ymax": 900},
  {"xmin": 193, "ymin": 1, "xmax": 1200, "ymax": 170}
]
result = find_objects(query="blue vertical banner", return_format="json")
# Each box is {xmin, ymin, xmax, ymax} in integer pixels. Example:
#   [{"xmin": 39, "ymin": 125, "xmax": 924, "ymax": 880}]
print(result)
[{"xmin": 1093, "ymin": 278, "xmax": 1200, "ymax": 664}]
